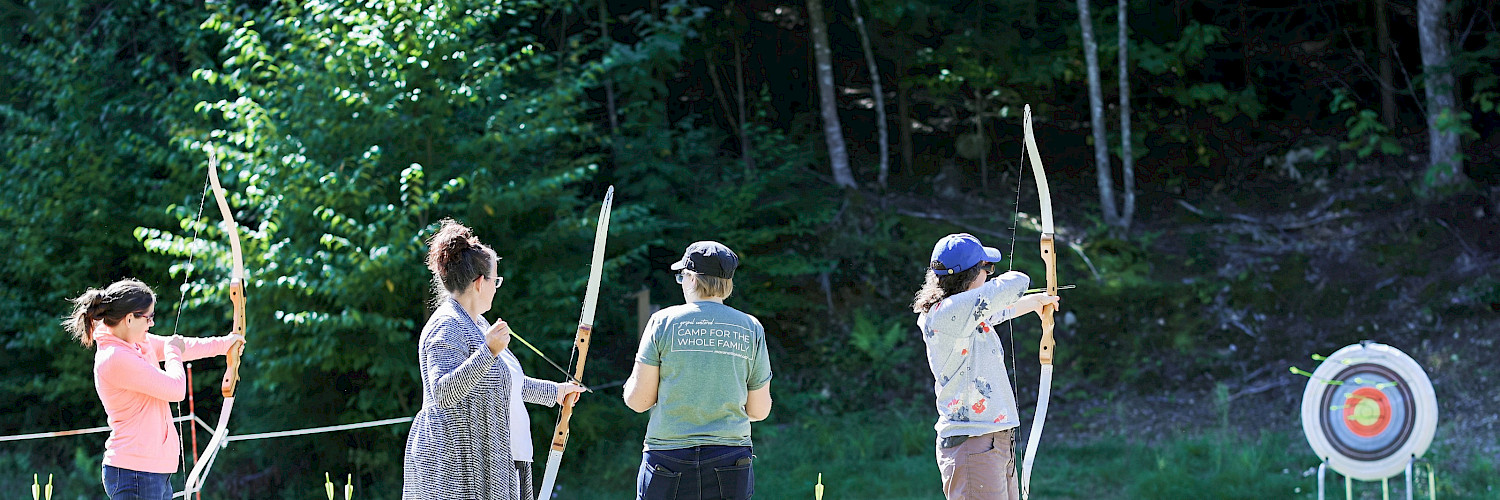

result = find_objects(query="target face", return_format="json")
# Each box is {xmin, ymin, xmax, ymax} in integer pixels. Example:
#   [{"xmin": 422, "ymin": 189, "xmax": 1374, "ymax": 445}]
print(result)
[{"xmin": 1300, "ymin": 343, "xmax": 1438, "ymax": 481}]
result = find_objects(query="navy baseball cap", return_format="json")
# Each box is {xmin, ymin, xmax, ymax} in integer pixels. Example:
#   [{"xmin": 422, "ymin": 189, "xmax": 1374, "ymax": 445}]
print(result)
[
  {"xmin": 929, "ymin": 233, "xmax": 1002, "ymax": 275},
  {"xmin": 671, "ymin": 241, "xmax": 739, "ymax": 279}
]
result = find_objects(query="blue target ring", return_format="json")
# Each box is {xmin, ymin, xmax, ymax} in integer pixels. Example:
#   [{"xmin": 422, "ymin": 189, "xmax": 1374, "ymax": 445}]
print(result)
[{"xmin": 1317, "ymin": 363, "xmax": 1414, "ymax": 461}]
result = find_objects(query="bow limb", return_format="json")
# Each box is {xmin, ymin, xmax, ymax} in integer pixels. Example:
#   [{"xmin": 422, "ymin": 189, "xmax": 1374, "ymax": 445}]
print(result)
[
  {"xmin": 207, "ymin": 153, "xmax": 247, "ymax": 398},
  {"xmin": 182, "ymin": 397, "xmax": 234, "ymax": 495},
  {"xmin": 182, "ymin": 152, "xmax": 247, "ymax": 496},
  {"xmin": 1019, "ymin": 105, "xmax": 1057, "ymax": 500},
  {"xmin": 537, "ymin": 186, "xmax": 614, "ymax": 498}
]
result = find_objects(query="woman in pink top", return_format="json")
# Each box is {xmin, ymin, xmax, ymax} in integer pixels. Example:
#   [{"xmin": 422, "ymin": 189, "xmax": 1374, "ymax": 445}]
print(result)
[{"xmin": 65, "ymin": 279, "xmax": 243, "ymax": 500}]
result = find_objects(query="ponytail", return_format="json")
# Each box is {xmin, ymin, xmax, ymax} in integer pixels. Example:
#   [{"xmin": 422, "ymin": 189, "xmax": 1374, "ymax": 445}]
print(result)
[
  {"xmin": 65, "ymin": 289, "xmax": 106, "ymax": 347},
  {"xmin": 64, "ymin": 279, "xmax": 156, "ymax": 347}
]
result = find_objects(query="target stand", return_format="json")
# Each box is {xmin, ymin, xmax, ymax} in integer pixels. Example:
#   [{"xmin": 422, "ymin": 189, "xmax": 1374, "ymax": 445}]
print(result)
[{"xmin": 1301, "ymin": 341, "xmax": 1439, "ymax": 500}]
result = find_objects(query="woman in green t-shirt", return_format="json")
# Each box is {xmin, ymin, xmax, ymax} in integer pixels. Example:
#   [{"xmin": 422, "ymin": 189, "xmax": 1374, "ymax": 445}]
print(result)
[{"xmin": 624, "ymin": 241, "xmax": 773, "ymax": 500}]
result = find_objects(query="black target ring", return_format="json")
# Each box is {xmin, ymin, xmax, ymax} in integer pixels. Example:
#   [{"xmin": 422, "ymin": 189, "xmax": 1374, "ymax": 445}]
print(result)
[{"xmin": 1317, "ymin": 363, "xmax": 1415, "ymax": 461}]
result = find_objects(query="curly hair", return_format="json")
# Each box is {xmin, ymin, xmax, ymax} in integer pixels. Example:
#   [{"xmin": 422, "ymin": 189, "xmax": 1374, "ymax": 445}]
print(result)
[
  {"xmin": 64, "ymin": 279, "xmax": 156, "ymax": 347},
  {"xmin": 425, "ymin": 218, "xmax": 497, "ymax": 298},
  {"xmin": 910, "ymin": 263, "xmax": 983, "ymax": 314}
]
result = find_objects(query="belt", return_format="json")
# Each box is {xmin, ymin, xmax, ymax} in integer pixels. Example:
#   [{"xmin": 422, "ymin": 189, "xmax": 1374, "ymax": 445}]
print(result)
[{"xmin": 940, "ymin": 429, "xmax": 1014, "ymax": 449}]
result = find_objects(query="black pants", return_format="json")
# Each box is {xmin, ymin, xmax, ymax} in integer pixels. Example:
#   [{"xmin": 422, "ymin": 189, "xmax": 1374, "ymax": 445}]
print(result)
[{"xmin": 636, "ymin": 445, "xmax": 753, "ymax": 500}]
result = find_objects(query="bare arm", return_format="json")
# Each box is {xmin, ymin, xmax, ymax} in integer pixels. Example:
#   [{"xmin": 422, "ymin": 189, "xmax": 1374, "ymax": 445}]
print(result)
[
  {"xmin": 745, "ymin": 382, "xmax": 772, "ymax": 422},
  {"xmin": 622, "ymin": 361, "xmax": 660, "ymax": 413}
]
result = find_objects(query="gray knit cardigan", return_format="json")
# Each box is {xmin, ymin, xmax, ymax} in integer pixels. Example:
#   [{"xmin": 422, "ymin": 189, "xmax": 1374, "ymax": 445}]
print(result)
[{"xmin": 403, "ymin": 298, "xmax": 559, "ymax": 500}]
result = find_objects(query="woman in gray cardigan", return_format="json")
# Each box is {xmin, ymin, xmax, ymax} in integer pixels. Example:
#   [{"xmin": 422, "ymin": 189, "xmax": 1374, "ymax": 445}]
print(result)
[{"xmin": 403, "ymin": 219, "xmax": 584, "ymax": 500}]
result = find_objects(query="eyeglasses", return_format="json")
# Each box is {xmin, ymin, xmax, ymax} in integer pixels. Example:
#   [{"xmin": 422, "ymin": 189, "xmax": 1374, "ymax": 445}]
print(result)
[
  {"xmin": 674, "ymin": 272, "xmax": 693, "ymax": 284},
  {"xmin": 490, "ymin": 276, "xmax": 504, "ymax": 289},
  {"xmin": 133, "ymin": 311, "xmax": 155, "ymax": 321}
]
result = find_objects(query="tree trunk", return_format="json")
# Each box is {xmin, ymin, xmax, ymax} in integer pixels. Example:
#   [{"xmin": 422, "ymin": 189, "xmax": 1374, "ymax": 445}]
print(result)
[
  {"xmin": 1376, "ymin": 0, "xmax": 1397, "ymax": 131},
  {"xmin": 1417, "ymin": 0, "xmax": 1463, "ymax": 191},
  {"xmin": 897, "ymin": 57, "xmax": 915, "ymax": 177},
  {"xmin": 599, "ymin": 0, "xmax": 619, "ymax": 138},
  {"xmin": 807, "ymin": 0, "xmax": 856, "ymax": 188},
  {"xmin": 1078, "ymin": 0, "xmax": 1118, "ymax": 225},
  {"xmin": 1118, "ymin": 0, "xmax": 1135, "ymax": 231},
  {"xmin": 848, "ymin": 0, "xmax": 888, "ymax": 189},
  {"xmin": 975, "ymin": 89, "xmax": 987, "ymax": 190},
  {"xmin": 735, "ymin": 38, "xmax": 756, "ymax": 175},
  {"xmin": 707, "ymin": 50, "xmax": 754, "ymax": 175},
  {"xmin": 1238, "ymin": 0, "xmax": 1251, "ymax": 89}
]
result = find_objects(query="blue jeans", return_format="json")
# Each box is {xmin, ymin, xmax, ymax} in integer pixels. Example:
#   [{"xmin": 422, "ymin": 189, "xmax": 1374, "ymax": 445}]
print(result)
[
  {"xmin": 102, "ymin": 465, "xmax": 173, "ymax": 500},
  {"xmin": 636, "ymin": 445, "xmax": 754, "ymax": 500}
]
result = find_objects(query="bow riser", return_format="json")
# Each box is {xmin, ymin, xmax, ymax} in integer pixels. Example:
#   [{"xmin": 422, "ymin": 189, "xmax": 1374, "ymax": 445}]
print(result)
[
  {"xmin": 1038, "ymin": 235, "xmax": 1057, "ymax": 365},
  {"xmin": 221, "ymin": 282, "xmax": 245, "ymax": 397},
  {"xmin": 548, "ymin": 324, "xmax": 593, "ymax": 453}
]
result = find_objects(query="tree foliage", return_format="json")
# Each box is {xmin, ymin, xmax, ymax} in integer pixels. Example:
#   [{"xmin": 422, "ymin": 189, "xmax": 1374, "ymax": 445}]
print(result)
[{"xmin": 3, "ymin": 0, "xmax": 1498, "ymax": 497}]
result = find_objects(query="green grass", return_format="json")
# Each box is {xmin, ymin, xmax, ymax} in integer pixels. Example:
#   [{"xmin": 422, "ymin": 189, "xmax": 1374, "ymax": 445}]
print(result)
[
  {"xmin": 554, "ymin": 408, "xmax": 1498, "ymax": 500},
  {"xmin": 556, "ymin": 407, "xmax": 942, "ymax": 499},
  {"xmin": 0, "ymin": 439, "xmax": 104, "ymax": 500},
  {"xmin": 5, "ymin": 407, "xmax": 1494, "ymax": 499}
]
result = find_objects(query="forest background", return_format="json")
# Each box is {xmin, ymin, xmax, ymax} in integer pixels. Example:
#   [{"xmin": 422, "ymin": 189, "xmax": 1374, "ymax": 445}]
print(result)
[{"xmin": 2, "ymin": 0, "xmax": 1498, "ymax": 498}]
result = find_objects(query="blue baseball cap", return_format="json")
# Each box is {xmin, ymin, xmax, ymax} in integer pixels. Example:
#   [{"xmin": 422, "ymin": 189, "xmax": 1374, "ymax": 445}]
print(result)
[{"xmin": 929, "ymin": 233, "xmax": 1002, "ymax": 275}]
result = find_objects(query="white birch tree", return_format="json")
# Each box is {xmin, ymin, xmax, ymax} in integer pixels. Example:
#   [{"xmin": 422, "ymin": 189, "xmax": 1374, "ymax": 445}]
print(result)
[
  {"xmin": 1417, "ymin": 0, "xmax": 1464, "ymax": 191},
  {"xmin": 808, "ymin": 0, "xmax": 856, "ymax": 188},
  {"xmin": 1117, "ymin": 0, "xmax": 1135, "ymax": 230},
  {"xmin": 1079, "ymin": 0, "xmax": 1118, "ymax": 225},
  {"xmin": 848, "ymin": 0, "xmax": 888, "ymax": 189}
]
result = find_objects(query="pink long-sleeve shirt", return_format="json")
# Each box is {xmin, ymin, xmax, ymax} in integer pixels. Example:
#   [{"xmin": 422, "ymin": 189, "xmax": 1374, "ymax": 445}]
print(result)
[{"xmin": 94, "ymin": 331, "xmax": 237, "ymax": 473}]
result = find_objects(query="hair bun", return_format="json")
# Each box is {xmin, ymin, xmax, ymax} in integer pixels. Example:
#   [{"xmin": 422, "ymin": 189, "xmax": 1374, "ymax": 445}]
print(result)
[
  {"xmin": 423, "ymin": 218, "xmax": 498, "ymax": 296},
  {"xmin": 439, "ymin": 222, "xmax": 475, "ymax": 260},
  {"xmin": 449, "ymin": 226, "xmax": 474, "ymax": 248},
  {"xmin": 427, "ymin": 218, "xmax": 481, "ymax": 277}
]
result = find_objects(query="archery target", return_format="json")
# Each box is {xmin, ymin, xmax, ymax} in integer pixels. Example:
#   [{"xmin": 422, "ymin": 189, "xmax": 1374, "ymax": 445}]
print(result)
[{"xmin": 1300, "ymin": 342, "xmax": 1438, "ymax": 481}]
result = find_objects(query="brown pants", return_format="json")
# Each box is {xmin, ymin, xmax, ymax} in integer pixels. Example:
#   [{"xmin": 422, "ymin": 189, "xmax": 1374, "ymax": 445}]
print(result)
[{"xmin": 936, "ymin": 429, "xmax": 1018, "ymax": 500}]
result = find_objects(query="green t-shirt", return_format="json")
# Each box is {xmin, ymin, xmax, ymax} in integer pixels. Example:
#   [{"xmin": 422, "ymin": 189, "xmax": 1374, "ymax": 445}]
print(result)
[{"xmin": 635, "ymin": 301, "xmax": 773, "ymax": 450}]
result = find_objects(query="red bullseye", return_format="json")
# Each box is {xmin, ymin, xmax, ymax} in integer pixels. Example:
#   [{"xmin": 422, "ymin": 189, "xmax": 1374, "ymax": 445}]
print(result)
[{"xmin": 1342, "ymin": 387, "xmax": 1392, "ymax": 437}]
